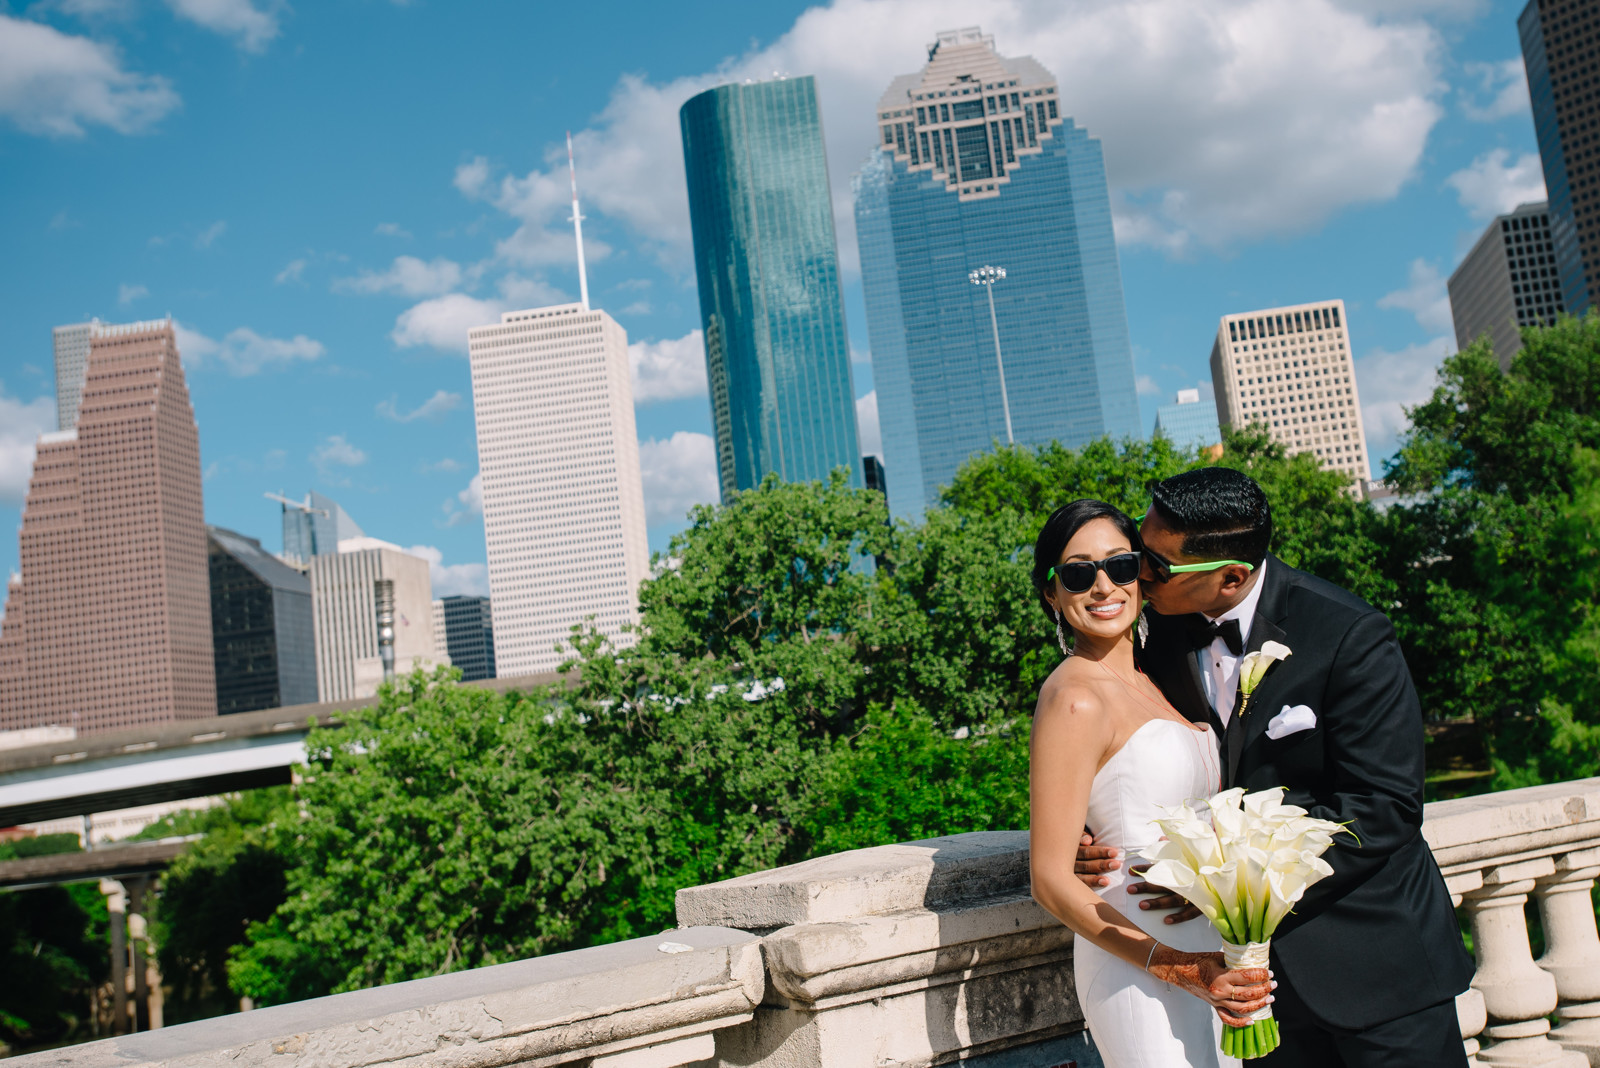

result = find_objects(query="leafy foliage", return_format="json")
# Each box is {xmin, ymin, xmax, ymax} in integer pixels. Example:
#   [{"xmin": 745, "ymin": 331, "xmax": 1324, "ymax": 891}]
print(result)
[{"xmin": 0, "ymin": 883, "xmax": 107, "ymax": 1051}]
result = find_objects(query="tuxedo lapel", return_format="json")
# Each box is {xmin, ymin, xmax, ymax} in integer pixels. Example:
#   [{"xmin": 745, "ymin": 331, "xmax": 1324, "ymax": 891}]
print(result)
[{"xmin": 1225, "ymin": 558, "xmax": 1292, "ymax": 786}]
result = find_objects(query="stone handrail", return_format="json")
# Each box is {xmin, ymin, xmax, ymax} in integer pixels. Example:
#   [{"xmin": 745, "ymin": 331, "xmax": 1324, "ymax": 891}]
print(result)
[{"xmin": 16, "ymin": 778, "xmax": 1600, "ymax": 1068}]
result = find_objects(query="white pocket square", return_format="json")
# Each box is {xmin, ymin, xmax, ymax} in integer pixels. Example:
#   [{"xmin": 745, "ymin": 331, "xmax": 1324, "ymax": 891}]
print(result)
[{"xmin": 1266, "ymin": 704, "xmax": 1318, "ymax": 740}]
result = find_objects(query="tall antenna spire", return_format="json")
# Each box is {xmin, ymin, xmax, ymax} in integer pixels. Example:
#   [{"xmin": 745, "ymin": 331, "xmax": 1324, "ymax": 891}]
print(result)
[{"xmin": 567, "ymin": 131, "xmax": 590, "ymax": 311}]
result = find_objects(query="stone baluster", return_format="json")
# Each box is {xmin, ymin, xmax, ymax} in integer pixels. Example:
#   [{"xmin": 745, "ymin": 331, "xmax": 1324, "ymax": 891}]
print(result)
[
  {"xmin": 1466, "ymin": 857, "xmax": 1587, "ymax": 1067},
  {"xmin": 1449, "ymin": 870, "xmax": 1489, "ymax": 1066},
  {"xmin": 1535, "ymin": 848, "xmax": 1600, "ymax": 1065},
  {"xmin": 99, "ymin": 878, "xmax": 129, "ymax": 1036}
]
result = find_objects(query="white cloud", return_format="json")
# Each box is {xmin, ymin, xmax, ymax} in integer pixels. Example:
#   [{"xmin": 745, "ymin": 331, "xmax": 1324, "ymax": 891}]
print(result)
[
  {"xmin": 0, "ymin": 385, "xmax": 56, "ymax": 505},
  {"xmin": 194, "ymin": 220, "xmax": 226, "ymax": 248},
  {"xmin": 275, "ymin": 258, "xmax": 307, "ymax": 284},
  {"xmin": 496, "ymin": 273, "xmax": 565, "ymax": 308},
  {"xmin": 391, "ymin": 293, "xmax": 505, "ymax": 353},
  {"xmin": 458, "ymin": 473, "xmax": 482, "ymax": 514},
  {"xmin": 441, "ymin": 472, "xmax": 483, "ymax": 527},
  {"xmin": 165, "ymin": 0, "xmax": 279, "ymax": 52},
  {"xmin": 422, "ymin": 457, "xmax": 462, "ymax": 474},
  {"xmin": 638, "ymin": 432, "xmax": 718, "ymax": 525},
  {"xmin": 629, "ymin": 329, "xmax": 707, "ymax": 403},
  {"xmin": 376, "ymin": 389, "xmax": 462, "ymax": 422},
  {"xmin": 177, "ymin": 322, "xmax": 324, "ymax": 375},
  {"xmin": 1135, "ymin": 373, "xmax": 1163, "ymax": 397},
  {"xmin": 456, "ymin": 0, "xmax": 1446, "ymax": 269},
  {"xmin": 0, "ymin": 14, "xmax": 179, "ymax": 137},
  {"xmin": 118, "ymin": 282, "xmax": 148, "ymax": 305},
  {"xmin": 311, "ymin": 435, "xmax": 367, "ymax": 479},
  {"xmin": 1355, "ymin": 335, "xmax": 1453, "ymax": 457},
  {"xmin": 1460, "ymin": 58, "xmax": 1530, "ymax": 123},
  {"xmin": 336, "ymin": 255, "xmax": 464, "ymax": 298},
  {"xmin": 856, "ymin": 390, "xmax": 881, "ymax": 457},
  {"xmin": 374, "ymin": 222, "xmax": 412, "ymax": 239},
  {"xmin": 405, "ymin": 544, "xmax": 489, "ymax": 598},
  {"xmin": 1446, "ymin": 149, "xmax": 1547, "ymax": 220},
  {"xmin": 1378, "ymin": 259, "xmax": 1453, "ymax": 335}
]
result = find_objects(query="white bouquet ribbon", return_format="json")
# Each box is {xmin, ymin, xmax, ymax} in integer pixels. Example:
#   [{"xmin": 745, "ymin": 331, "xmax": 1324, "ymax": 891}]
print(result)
[{"xmin": 1222, "ymin": 940, "xmax": 1273, "ymax": 1024}]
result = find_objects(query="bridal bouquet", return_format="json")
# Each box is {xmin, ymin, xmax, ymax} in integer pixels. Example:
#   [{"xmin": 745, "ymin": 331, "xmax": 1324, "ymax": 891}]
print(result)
[{"xmin": 1139, "ymin": 787, "xmax": 1346, "ymax": 1059}]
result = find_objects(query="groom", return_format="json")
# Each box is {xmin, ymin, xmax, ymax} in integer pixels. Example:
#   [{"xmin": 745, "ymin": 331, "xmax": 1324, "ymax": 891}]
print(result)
[{"xmin": 1075, "ymin": 466, "xmax": 1473, "ymax": 1066}]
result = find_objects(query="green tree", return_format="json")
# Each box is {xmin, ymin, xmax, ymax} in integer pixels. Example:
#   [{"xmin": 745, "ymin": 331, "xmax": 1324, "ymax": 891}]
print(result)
[
  {"xmin": 0, "ymin": 883, "xmax": 108, "ymax": 1052},
  {"xmin": 145, "ymin": 789, "xmax": 297, "ymax": 1022},
  {"xmin": 1386, "ymin": 318, "xmax": 1600, "ymax": 784}
]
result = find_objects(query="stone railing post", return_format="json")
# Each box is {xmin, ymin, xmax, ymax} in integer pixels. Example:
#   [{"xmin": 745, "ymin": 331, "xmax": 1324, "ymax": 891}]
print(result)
[
  {"xmin": 1466, "ymin": 857, "xmax": 1586, "ymax": 1067},
  {"xmin": 1448, "ymin": 871, "xmax": 1488, "ymax": 1065},
  {"xmin": 1535, "ymin": 848, "xmax": 1600, "ymax": 1065}
]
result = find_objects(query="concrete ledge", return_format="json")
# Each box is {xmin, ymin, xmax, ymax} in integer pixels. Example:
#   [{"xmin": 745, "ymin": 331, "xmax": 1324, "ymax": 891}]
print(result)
[
  {"xmin": 1422, "ymin": 778, "xmax": 1600, "ymax": 872},
  {"xmin": 10, "ymin": 926, "xmax": 762, "ymax": 1068},
  {"xmin": 675, "ymin": 832, "xmax": 1029, "ymax": 930}
]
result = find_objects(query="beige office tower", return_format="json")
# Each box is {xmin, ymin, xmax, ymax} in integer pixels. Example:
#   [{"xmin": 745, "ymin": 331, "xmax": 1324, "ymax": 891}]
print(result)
[
  {"xmin": 1209, "ymin": 300, "xmax": 1371, "ymax": 483},
  {"xmin": 0, "ymin": 319, "xmax": 217, "ymax": 733},
  {"xmin": 310, "ymin": 538, "xmax": 442, "ymax": 701},
  {"xmin": 467, "ymin": 303, "xmax": 649, "ymax": 675},
  {"xmin": 1448, "ymin": 201, "xmax": 1561, "ymax": 370}
]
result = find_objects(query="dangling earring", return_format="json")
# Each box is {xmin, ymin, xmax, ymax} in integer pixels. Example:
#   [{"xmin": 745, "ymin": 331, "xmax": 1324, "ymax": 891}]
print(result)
[
  {"xmin": 1137, "ymin": 609, "xmax": 1149, "ymax": 650},
  {"xmin": 1054, "ymin": 608, "xmax": 1072, "ymax": 656}
]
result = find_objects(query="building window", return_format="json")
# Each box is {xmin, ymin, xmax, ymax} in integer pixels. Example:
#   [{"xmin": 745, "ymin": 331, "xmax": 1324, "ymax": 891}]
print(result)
[
  {"xmin": 941, "ymin": 103, "xmax": 951, "ymax": 122},
  {"xmin": 956, "ymin": 124, "xmax": 994, "ymax": 181},
  {"xmin": 920, "ymin": 131, "xmax": 932, "ymax": 165},
  {"xmin": 1002, "ymin": 119, "xmax": 1016, "ymax": 162},
  {"xmin": 952, "ymin": 98, "xmax": 985, "ymax": 121}
]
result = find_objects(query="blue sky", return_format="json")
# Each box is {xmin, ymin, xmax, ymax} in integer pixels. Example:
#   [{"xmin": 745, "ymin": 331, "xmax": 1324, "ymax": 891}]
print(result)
[{"xmin": 0, "ymin": 0, "xmax": 1548, "ymax": 597}]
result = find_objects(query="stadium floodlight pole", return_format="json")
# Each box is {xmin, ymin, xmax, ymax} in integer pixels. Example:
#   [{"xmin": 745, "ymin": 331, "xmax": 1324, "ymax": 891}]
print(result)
[{"xmin": 968, "ymin": 265, "xmax": 1013, "ymax": 445}]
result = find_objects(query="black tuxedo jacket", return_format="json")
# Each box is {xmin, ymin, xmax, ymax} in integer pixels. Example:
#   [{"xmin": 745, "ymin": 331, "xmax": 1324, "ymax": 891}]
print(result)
[{"xmin": 1139, "ymin": 555, "xmax": 1474, "ymax": 1030}]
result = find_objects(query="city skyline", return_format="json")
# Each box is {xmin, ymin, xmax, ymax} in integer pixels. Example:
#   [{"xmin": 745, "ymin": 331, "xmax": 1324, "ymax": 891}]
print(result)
[{"xmin": 0, "ymin": 0, "xmax": 1555, "ymax": 594}]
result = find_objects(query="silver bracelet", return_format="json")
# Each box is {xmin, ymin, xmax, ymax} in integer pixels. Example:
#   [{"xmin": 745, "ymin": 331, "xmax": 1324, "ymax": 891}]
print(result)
[{"xmin": 1145, "ymin": 940, "xmax": 1161, "ymax": 973}]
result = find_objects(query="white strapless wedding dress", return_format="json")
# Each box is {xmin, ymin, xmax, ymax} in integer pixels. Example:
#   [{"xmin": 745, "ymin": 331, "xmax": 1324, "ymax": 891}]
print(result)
[{"xmin": 1074, "ymin": 718, "xmax": 1236, "ymax": 1068}]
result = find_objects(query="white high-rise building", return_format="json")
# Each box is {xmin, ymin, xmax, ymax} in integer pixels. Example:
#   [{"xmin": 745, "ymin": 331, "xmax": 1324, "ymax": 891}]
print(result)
[
  {"xmin": 1209, "ymin": 300, "xmax": 1371, "ymax": 483},
  {"xmin": 309, "ymin": 537, "xmax": 443, "ymax": 701},
  {"xmin": 52, "ymin": 319, "xmax": 99, "ymax": 431},
  {"xmin": 467, "ymin": 303, "xmax": 649, "ymax": 675}
]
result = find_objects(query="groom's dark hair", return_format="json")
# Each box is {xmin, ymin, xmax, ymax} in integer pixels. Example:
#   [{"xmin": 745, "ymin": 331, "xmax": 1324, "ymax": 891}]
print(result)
[{"xmin": 1149, "ymin": 467, "xmax": 1271, "ymax": 566}]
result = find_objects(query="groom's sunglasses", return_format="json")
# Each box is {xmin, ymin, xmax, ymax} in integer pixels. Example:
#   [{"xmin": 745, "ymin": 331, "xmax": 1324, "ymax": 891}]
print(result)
[
  {"xmin": 1047, "ymin": 552, "xmax": 1143, "ymax": 594},
  {"xmin": 1133, "ymin": 515, "xmax": 1255, "ymax": 583}
]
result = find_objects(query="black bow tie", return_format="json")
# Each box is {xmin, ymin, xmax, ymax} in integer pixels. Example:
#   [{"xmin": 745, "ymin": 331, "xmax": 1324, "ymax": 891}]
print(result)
[{"xmin": 1187, "ymin": 615, "xmax": 1244, "ymax": 656}]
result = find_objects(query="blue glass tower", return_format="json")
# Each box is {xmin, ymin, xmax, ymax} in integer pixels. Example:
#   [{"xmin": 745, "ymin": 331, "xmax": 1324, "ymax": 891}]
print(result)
[
  {"xmin": 1154, "ymin": 390, "xmax": 1221, "ymax": 453},
  {"xmin": 1519, "ymin": 0, "xmax": 1594, "ymax": 316},
  {"xmin": 855, "ymin": 29, "xmax": 1141, "ymax": 519},
  {"xmin": 680, "ymin": 76, "xmax": 862, "ymax": 499}
]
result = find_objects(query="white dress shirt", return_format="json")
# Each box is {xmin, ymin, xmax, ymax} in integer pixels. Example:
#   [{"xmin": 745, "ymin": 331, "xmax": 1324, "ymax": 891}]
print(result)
[{"xmin": 1195, "ymin": 560, "xmax": 1269, "ymax": 727}]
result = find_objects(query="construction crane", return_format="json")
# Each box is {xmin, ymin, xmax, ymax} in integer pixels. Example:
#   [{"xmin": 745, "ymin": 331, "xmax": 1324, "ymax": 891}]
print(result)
[{"xmin": 263, "ymin": 491, "xmax": 329, "ymax": 518}]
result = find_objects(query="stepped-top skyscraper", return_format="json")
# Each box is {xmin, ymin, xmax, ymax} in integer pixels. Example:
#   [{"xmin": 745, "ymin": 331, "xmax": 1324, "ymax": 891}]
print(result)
[
  {"xmin": 681, "ymin": 75, "xmax": 862, "ymax": 499},
  {"xmin": 855, "ymin": 28, "xmax": 1141, "ymax": 519},
  {"xmin": 1521, "ymin": 0, "xmax": 1600, "ymax": 317},
  {"xmin": 0, "ymin": 319, "xmax": 216, "ymax": 733}
]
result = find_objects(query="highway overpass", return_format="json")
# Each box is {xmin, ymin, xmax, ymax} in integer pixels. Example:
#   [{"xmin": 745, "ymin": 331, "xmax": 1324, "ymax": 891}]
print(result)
[{"xmin": 0, "ymin": 672, "xmax": 565, "ymax": 827}]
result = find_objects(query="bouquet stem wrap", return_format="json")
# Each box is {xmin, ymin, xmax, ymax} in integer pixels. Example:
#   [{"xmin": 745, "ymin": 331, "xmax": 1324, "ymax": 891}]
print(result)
[{"xmin": 1220, "ymin": 940, "xmax": 1278, "ymax": 1059}]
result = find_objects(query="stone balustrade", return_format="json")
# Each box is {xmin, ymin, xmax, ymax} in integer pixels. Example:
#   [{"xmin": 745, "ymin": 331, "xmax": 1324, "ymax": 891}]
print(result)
[{"xmin": 15, "ymin": 777, "xmax": 1600, "ymax": 1068}]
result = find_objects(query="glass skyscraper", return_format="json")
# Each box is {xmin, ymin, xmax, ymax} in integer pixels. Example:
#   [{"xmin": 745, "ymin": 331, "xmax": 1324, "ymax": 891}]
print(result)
[
  {"xmin": 1520, "ymin": 0, "xmax": 1596, "ymax": 316},
  {"xmin": 681, "ymin": 76, "xmax": 862, "ymax": 499},
  {"xmin": 855, "ymin": 28, "xmax": 1141, "ymax": 519},
  {"xmin": 279, "ymin": 490, "xmax": 365, "ymax": 566}
]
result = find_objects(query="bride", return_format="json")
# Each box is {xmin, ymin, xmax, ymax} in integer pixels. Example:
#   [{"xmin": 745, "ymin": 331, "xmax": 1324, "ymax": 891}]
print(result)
[{"xmin": 1029, "ymin": 499, "xmax": 1272, "ymax": 1067}]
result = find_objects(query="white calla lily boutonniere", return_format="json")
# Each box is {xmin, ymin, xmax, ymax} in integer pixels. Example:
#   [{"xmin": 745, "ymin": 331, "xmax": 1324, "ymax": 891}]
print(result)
[{"xmin": 1236, "ymin": 640, "xmax": 1292, "ymax": 719}]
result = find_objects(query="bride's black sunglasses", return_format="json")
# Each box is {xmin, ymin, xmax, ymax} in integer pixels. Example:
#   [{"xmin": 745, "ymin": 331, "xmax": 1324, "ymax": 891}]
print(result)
[{"xmin": 1047, "ymin": 552, "xmax": 1143, "ymax": 594}]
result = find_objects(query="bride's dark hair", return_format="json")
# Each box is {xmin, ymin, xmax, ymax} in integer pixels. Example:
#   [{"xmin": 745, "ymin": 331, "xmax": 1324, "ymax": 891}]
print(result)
[{"xmin": 1030, "ymin": 499, "xmax": 1142, "ymax": 623}]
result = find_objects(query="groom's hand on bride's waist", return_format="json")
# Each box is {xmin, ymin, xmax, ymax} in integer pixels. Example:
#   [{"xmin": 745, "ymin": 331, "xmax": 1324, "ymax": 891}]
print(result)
[
  {"xmin": 1074, "ymin": 832, "xmax": 1203, "ymax": 923},
  {"xmin": 1072, "ymin": 833, "xmax": 1121, "ymax": 887}
]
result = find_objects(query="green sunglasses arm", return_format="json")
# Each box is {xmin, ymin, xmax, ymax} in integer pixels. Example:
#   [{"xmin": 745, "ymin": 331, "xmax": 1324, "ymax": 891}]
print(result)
[{"xmin": 1166, "ymin": 560, "xmax": 1255, "ymax": 574}]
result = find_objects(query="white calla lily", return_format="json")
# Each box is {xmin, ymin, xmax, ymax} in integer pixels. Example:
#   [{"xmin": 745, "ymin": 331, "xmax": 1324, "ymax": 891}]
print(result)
[{"xmin": 1138, "ymin": 783, "xmax": 1348, "ymax": 1058}]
